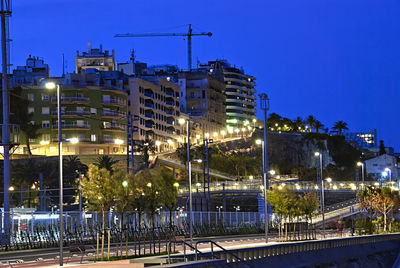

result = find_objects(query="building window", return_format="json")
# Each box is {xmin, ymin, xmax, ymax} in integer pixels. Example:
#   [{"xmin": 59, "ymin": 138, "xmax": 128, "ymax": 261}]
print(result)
[
  {"xmin": 28, "ymin": 107, "xmax": 34, "ymax": 114},
  {"xmin": 42, "ymin": 134, "xmax": 50, "ymax": 141},
  {"xmin": 42, "ymin": 120, "xmax": 50, "ymax": 128},
  {"xmin": 41, "ymin": 94, "xmax": 50, "ymax": 101},
  {"xmin": 90, "ymin": 108, "xmax": 97, "ymax": 115},
  {"xmin": 91, "ymin": 134, "xmax": 97, "ymax": 142},
  {"xmin": 42, "ymin": 107, "xmax": 50, "ymax": 115},
  {"xmin": 27, "ymin": 94, "xmax": 34, "ymax": 101}
]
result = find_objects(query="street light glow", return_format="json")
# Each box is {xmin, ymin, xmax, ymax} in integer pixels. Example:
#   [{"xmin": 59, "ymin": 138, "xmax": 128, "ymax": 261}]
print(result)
[
  {"xmin": 326, "ymin": 177, "xmax": 332, "ymax": 183},
  {"xmin": 155, "ymin": 140, "xmax": 161, "ymax": 146},
  {"xmin": 256, "ymin": 139, "xmax": 262, "ymax": 145},
  {"xmin": 122, "ymin": 180, "xmax": 128, "ymax": 187},
  {"xmin": 45, "ymin": 81, "xmax": 56, "ymax": 90},
  {"xmin": 357, "ymin": 162, "xmax": 363, "ymax": 166},
  {"xmin": 178, "ymin": 118, "xmax": 186, "ymax": 125},
  {"xmin": 314, "ymin": 152, "xmax": 320, "ymax": 156},
  {"xmin": 69, "ymin": 137, "xmax": 79, "ymax": 144},
  {"xmin": 8, "ymin": 186, "xmax": 14, "ymax": 191},
  {"xmin": 269, "ymin": 170, "xmax": 276, "ymax": 175}
]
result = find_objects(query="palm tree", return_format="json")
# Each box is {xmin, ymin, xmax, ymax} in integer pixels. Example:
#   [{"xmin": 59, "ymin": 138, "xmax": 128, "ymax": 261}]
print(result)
[
  {"xmin": 175, "ymin": 143, "xmax": 188, "ymax": 169},
  {"xmin": 313, "ymin": 120, "xmax": 324, "ymax": 133},
  {"xmin": 332, "ymin": 121, "xmax": 348, "ymax": 135},
  {"xmin": 135, "ymin": 138, "xmax": 156, "ymax": 168},
  {"xmin": 293, "ymin": 117, "xmax": 304, "ymax": 132},
  {"xmin": 305, "ymin": 115, "xmax": 316, "ymax": 132},
  {"xmin": 94, "ymin": 155, "xmax": 118, "ymax": 174}
]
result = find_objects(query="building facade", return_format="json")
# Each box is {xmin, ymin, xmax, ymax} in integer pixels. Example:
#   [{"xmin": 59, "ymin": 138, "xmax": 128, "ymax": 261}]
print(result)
[
  {"xmin": 17, "ymin": 71, "xmax": 128, "ymax": 156},
  {"xmin": 128, "ymin": 77, "xmax": 181, "ymax": 152},
  {"xmin": 12, "ymin": 55, "xmax": 49, "ymax": 85},
  {"xmin": 205, "ymin": 60, "xmax": 256, "ymax": 128},
  {"xmin": 344, "ymin": 129, "xmax": 377, "ymax": 149},
  {"xmin": 178, "ymin": 68, "xmax": 226, "ymax": 135},
  {"xmin": 365, "ymin": 154, "xmax": 399, "ymax": 180},
  {"xmin": 76, "ymin": 43, "xmax": 115, "ymax": 73}
]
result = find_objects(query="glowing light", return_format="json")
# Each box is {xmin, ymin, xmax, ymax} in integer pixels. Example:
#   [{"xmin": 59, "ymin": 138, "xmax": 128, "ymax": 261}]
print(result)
[
  {"xmin": 213, "ymin": 132, "xmax": 218, "ymax": 137},
  {"xmin": 256, "ymin": 139, "xmax": 262, "ymax": 145},
  {"xmin": 357, "ymin": 162, "xmax": 363, "ymax": 167},
  {"xmin": 314, "ymin": 152, "xmax": 320, "ymax": 157},
  {"xmin": 249, "ymin": 175, "xmax": 254, "ymax": 180},
  {"xmin": 40, "ymin": 140, "xmax": 50, "ymax": 145},
  {"xmin": 205, "ymin": 133, "xmax": 210, "ymax": 138},
  {"xmin": 122, "ymin": 180, "xmax": 128, "ymax": 187},
  {"xmin": 8, "ymin": 186, "xmax": 14, "ymax": 191},
  {"xmin": 155, "ymin": 141, "xmax": 161, "ymax": 146},
  {"xmin": 196, "ymin": 183, "xmax": 201, "ymax": 187},
  {"xmin": 221, "ymin": 130, "xmax": 226, "ymax": 136},
  {"xmin": 178, "ymin": 137, "xmax": 183, "ymax": 143},
  {"xmin": 178, "ymin": 118, "xmax": 186, "ymax": 125},
  {"xmin": 167, "ymin": 139, "xmax": 173, "ymax": 145},
  {"xmin": 326, "ymin": 178, "xmax": 332, "ymax": 183},
  {"xmin": 147, "ymin": 182, "xmax": 152, "ymax": 187},
  {"xmin": 314, "ymin": 185, "xmax": 319, "ymax": 190},
  {"xmin": 45, "ymin": 82, "xmax": 56, "ymax": 90},
  {"xmin": 69, "ymin": 137, "xmax": 79, "ymax": 144},
  {"xmin": 196, "ymin": 134, "xmax": 201, "ymax": 139},
  {"xmin": 332, "ymin": 185, "xmax": 338, "ymax": 190},
  {"xmin": 269, "ymin": 170, "xmax": 276, "ymax": 175},
  {"xmin": 173, "ymin": 182, "xmax": 179, "ymax": 188},
  {"xmin": 252, "ymin": 119, "xmax": 257, "ymax": 123}
]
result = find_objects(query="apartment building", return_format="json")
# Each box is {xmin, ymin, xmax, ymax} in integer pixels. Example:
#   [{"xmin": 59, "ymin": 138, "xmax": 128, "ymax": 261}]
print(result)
[
  {"xmin": 205, "ymin": 60, "xmax": 256, "ymax": 128},
  {"xmin": 177, "ymin": 67, "xmax": 226, "ymax": 135},
  {"xmin": 76, "ymin": 43, "xmax": 115, "ymax": 73},
  {"xmin": 17, "ymin": 70, "xmax": 128, "ymax": 156},
  {"xmin": 128, "ymin": 76, "xmax": 181, "ymax": 152}
]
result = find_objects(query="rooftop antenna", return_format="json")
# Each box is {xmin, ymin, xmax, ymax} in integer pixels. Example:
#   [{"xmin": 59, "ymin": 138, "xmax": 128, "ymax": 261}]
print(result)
[{"xmin": 62, "ymin": 53, "xmax": 65, "ymax": 77}]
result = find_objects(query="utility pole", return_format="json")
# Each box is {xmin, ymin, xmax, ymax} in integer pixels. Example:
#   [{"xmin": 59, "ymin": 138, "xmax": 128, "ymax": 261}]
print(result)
[{"xmin": 0, "ymin": 0, "xmax": 11, "ymax": 245}]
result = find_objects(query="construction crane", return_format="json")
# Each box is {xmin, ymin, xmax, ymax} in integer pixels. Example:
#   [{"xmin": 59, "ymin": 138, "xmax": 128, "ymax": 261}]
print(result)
[{"xmin": 115, "ymin": 24, "xmax": 212, "ymax": 70}]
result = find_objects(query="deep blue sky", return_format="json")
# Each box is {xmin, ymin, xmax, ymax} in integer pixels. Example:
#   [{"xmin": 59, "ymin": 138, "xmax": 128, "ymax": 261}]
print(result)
[{"xmin": 11, "ymin": 0, "xmax": 400, "ymax": 150}]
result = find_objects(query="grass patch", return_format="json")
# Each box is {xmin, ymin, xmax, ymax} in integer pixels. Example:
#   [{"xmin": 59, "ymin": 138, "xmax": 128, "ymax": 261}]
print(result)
[{"xmin": 89, "ymin": 250, "xmax": 179, "ymax": 262}]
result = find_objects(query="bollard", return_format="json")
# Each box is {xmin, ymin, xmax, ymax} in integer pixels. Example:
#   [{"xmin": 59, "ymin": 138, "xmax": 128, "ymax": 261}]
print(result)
[
  {"xmin": 96, "ymin": 232, "xmax": 99, "ymax": 260},
  {"xmin": 107, "ymin": 229, "xmax": 111, "ymax": 260}
]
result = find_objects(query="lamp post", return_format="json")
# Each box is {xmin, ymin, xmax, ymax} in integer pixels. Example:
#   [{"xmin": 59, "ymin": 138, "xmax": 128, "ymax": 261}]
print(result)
[
  {"xmin": 315, "ymin": 152, "xmax": 325, "ymax": 239},
  {"xmin": 385, "ymin": 168, "xmax": 392, "ymax": 182},
  {"xmin": 178, "ymin": 118, "xmax": 193, "ymax": 241},
  {"xmin": 259, "ymin": 93, "xmax": 269, "ymax": 243},
  {"xmin": 45, "ymin": 81, "xmax": 64, "ymax": 266},
  {"xmin": 357, "ymin": 162, "xmax": 365, "ymax": 189}
]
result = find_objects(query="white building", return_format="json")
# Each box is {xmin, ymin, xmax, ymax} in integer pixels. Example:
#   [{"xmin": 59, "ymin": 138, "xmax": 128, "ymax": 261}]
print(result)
[{"xmin": 365, "ymin": 154, "xmax": 399, "ymax": 180}]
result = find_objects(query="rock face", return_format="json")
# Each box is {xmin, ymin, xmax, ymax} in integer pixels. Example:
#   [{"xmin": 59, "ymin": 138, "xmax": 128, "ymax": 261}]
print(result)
[{"xmin": 215, "ymin": 131, "xmax": 361, "ymax": 180}]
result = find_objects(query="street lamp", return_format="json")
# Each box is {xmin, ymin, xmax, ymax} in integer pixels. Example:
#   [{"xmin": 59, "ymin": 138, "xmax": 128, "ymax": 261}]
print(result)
[
  {"xmin": 155, "ymin": 140, "xmax": 161, "ymax": 153},
  {"xmin": 259, "ymin": 93, "xmax": 270, "ymax": 243},
  {"xmin": 45, "ymin": 81, "xmax": 64, "ymax": 266},
  {"xmin": 314, "ymin": 151, "xmax": 325, "ymax": 238},
  {"xmin": 178, "ymin": 118, "xmax": 193, "ymax": 241},
  {"xmin": 256, "ymin": 137, "xmax": 268, "ymax": 243},
  {"xmin": 384, "ymin": 167, "xmax": 392, "ymax": 182},
  {"xmin": 357, "ymin": 162, "xmax": 365, "ymax": 189},
  {"xmin": 233, "ymin": 206, "xmax": 240, "ymax": 225}
]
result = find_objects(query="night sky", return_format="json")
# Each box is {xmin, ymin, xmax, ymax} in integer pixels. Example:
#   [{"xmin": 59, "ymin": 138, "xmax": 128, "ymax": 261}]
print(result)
[{"xmin": 11, "ymin": 0, "xmax": 400, "ymax": 151}]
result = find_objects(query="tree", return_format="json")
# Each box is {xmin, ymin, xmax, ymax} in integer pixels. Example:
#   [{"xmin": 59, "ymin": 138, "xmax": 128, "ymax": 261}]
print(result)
[
  {"xmin": 11, "ymin": 159, "xmax": 38, "ymax": 207},
  {"xmin": 293, "ymin": 117, "xmax": 304, "ymax": 132},
  {"xmin": 94, "ymin": 155, "xmax": 118, "ymax": 174},
  {"xmin": 299, "ymin": 192, "xmax": 319, "ymax": 224},
  {"xmin": 159, "ymin": 169, "xmax": 178, "ymax": 227},
  {"xmin": 113, "ymin": 170, "xmax": 135, "ymax": 230},
  {"xmin": 135, "ymin": 138, "xmax": 156, "ymax": 168},
  {"xmin": 81, "ymin": 165, "xmax": 117, "ymax": 259},
  {"xmin": 63, "ymin": 156, "xmax": 88, "ymax": 205},
  {"xmin": 305, "ymin": 115, "xmax": 316, "ymax": 132},
  {"xmin": 358, "ymin": 186, "xmax": 399, "ymax": 232},
  {"xmin": 175, "ymin": 143, "xmax": 189, "ymax": 169},
  {"xmin": 9, "ymin": 86, "xmax": 41, "ymax": 156},
  {"xmin": 332, "ymin": 121, "xmax": 348, "ymax": 136},
  {"xmin": 379, "ymin": 140, "xmax": 386, "ymax": 155},
  {"xmin": 313, "ymin": 120, "xmax": 324, "ymax": 133}
]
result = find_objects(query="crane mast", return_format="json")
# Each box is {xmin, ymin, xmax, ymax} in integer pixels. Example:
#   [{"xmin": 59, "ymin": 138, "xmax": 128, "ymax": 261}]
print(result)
[{"xmin": 115, "ymin": 24, "xmax": 212, "ymax": 70}]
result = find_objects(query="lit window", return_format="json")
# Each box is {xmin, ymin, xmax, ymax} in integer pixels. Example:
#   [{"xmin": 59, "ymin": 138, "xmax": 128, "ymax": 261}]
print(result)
[
  {"xmin": 91, "ymin": 134, "xmax": 96, "ymax": 142},
  {"xmin": 28, "ymin": 107, "xmax": 34, "ymax": 114},
  {"xmin": 42, "ymin": 121, "xmax": 50, "ymax": 128},
  {"xmin": 42, "ymin": 107, "xmax": 50, "ymax": 115}
]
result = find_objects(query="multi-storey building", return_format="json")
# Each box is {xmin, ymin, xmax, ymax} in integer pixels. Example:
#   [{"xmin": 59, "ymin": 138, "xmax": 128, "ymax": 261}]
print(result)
[
  {"xmin": 344, "ymin": 129, "xmax": 377, "ymax": 149},
  {"xmin": 76, "ymin": 43, "xmax": 115, "ymax": 73},
  {"xmin": 17, "ymin": 70, "xmax": 128, "ymax": 156},
  {"xmin": 205, "ymin": 60, "xmax": 256, "ymax": 128},
  {"xmin": 177, "ymin": 67, "xmax": 226, "ymax": 135},
  {"xmin": 12, "ymin": 55, "xmax": 49, "ymax": 85},
  {"xmin": 128, "ymin": 76, "xmax": 181, "ymax": 152}
]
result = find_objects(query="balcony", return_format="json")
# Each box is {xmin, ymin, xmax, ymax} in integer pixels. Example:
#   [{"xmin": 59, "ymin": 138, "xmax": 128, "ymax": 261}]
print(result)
[
  {"xmin": 145, "ymin": 113, "xmax": 155, "ymax": 119},
  {"xmin": 102, "ymin": 99, "xmax": 126, "ymax": 106},
  {"xmin": 52, "ymin": 96, "xmax": 90, "ymax": 103},
  {"xmin": 144, "ymin": 92, "xmax": 154, "ymax": 99},
  {"xmin": 166, "ymin": 109, "xmax": 174, "ymax": 115},
  {"xmin": 102, "ymin": 111, "xmax": 125, "ymax": 118},
  {"xmin": 51, "ymin": 110, "xmax": 90, "ymax": 117},
  {"xmin": 166, "ymin": 100, "xmax": 174, "ymax": 106},
  {"xmin": 166, "ymin": 90, "xmax": 174, "ymax": 97},
  {"xmin": 145, "ymin": 123, "xmax": 154, "ymax": 129},
  {"xmin": 52, "ymin": 123, "xmax": 90, "ymax": 129},
  {"xmin": 166, "ymin": 119, "xmax": 174, "ymax": 125},
  {"xmin": 102, "ymin": 124, "xmax": 126, "ymax": 131},
  {"xmin": 145, "ymin": 102, "xmax": 154, "ymax": 109}
]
